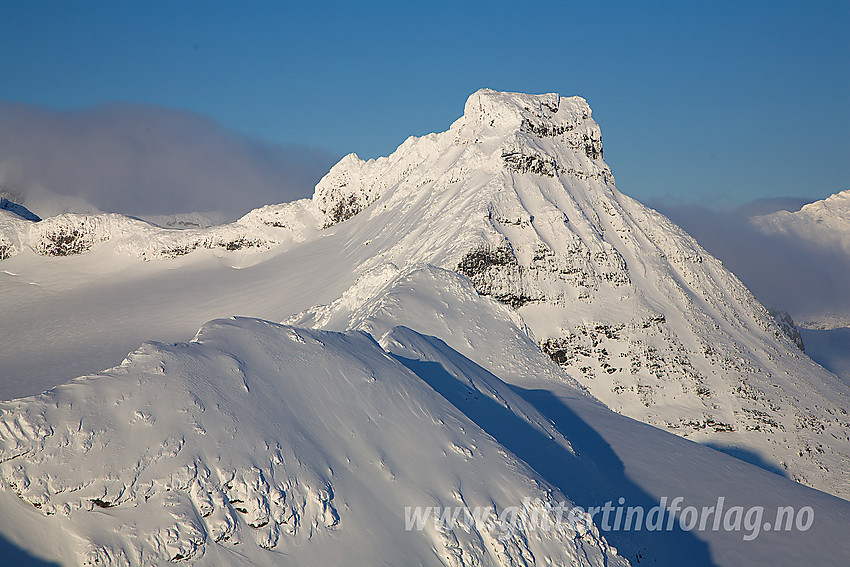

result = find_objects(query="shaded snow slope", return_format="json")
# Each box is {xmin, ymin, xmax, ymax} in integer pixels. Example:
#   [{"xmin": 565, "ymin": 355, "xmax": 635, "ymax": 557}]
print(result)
[
  {"xmin": 1, "ymin": 89, "xmax": 849, "ymax": 502},
  {"xmin": 0, "ymin": 198, "xmax": 40, "ymax": 222}
]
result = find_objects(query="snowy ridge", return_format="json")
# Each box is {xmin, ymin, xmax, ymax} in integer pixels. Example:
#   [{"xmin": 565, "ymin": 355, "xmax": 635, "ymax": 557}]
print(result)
[
  {"xmin": 0, "ymin": 317, "xmax": 625, "ymax": 566},
  {"xmin": 0, "ymin": 199, "xmax": 322, "ymax": 261}
]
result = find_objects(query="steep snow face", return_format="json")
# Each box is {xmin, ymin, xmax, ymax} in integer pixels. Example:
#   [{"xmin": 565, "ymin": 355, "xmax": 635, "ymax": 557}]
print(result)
[
  {"xmin": 0, "ymin": 317, "xmax": 626, "ymax": 567},
  {"xmin": 298, "ymin": 90, "xmax": 850, "ymax": 499}
]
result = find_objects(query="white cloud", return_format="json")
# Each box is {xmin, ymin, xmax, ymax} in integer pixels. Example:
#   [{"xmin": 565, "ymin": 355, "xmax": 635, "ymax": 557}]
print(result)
[{"xmin": 653, "ymin": 200, "xmax": 850, "ymax": 327}]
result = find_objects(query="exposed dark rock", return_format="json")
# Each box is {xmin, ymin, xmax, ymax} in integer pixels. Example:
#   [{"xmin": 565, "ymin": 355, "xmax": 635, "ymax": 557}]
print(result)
[
  {"xmin": 520, "ymin": 118, "xmax": 574, "ymax": 138},
  {"xmin": 159, "ymin": 244, "xmax": 197, "ymax": 258},
  {"xmin": 582, "ymin": 133, "xmax": 603, "ymax": 160},
  {"xmin": 221, "ymin": 238, "xmax": 264, "ymax": 251},
  {"xmin": 668, "ymin": 417, "xmax": 735, "ymax": 434},
  {"xmin": 38, "ymin": 226, "xmax": 95, "ymax": 256},
  {"xmin": 457, "ymin": 244, "xmax": 535, "ymax": 308},
  {"xmin": 326, "ymin": 194, "xmax": 363, "ymax": 226},
  {"xmin": 501, "ymin": 151, "xmax": 558, "ymax": 177},
  {"xmin": 158, "ymin": 237, "xmax": 268, "ymax": 258},
  {"xmin": 457, "ymin": 245, "xmax": 518, "ymax": 276},
  {"xmin": 769, "ymin": 309, "xmax": 805, "ymax": 352}
]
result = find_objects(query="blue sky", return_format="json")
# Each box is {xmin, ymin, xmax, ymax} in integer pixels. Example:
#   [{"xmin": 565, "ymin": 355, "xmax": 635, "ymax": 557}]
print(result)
[{"xmin": 1, "ymin": 1, "xmax": 847, "ymax": 208}]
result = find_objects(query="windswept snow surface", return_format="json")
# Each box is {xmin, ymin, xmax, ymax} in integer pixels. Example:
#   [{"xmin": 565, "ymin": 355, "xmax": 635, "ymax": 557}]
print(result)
[{"xmin": 1, "ymin": 90, "xmax": 849, "ymax": 565}]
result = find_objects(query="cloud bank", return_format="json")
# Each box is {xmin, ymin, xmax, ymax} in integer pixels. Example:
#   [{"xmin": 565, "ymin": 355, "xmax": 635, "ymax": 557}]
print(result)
[
  {"xmin": 653, "ymin": 200, "xmax": 850, "ymax": 328},
  {"xmin": 0, "ymin": 101, "xmax": 339, "ymax": 218}
]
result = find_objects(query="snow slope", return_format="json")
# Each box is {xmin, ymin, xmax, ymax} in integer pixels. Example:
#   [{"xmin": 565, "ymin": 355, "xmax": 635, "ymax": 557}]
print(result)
[
  {"xmin": 2, "ymin": 268, "xmax": 849, "ymax": 566},
  {"xmin": 0, "ymin": 317, "xmax": 629, "ymax": 566},
  {"xmin": 1, "ymin": 90, "xmax": 849, "ymax": 565},
  {"xmin": 2, "ymin": 90, "xmax": 849, "ymax": 499}
]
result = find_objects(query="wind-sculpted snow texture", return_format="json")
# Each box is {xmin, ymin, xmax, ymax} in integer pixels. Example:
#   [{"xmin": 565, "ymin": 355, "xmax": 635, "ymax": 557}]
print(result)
[{"xmin": 0, "ymin": 318, "xmax": 626, "ymax": 567}]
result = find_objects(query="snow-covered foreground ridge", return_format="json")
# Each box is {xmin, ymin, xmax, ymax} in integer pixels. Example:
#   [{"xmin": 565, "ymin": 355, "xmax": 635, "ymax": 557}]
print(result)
[
  {"xmin": 3, "ymin": 266, "xmax": 849, "ymax": 566},
  {"xmin": 0, "ymin": 316, "xmax": 626, "ymax": 566}
]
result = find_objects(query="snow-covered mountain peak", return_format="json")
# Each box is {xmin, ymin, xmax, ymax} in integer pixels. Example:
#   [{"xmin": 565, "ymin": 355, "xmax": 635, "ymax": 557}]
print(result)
[
  {"xmin": 755, "ymin": 188, "xmax": 850, "ymax": 229},
  {"xmin": 297, "ymin": 91, "xmax": 850, "ymax": 500},
  {"xmin": 3, "ymin": 89, "xmax": 850, "ymax": 565},
  {"xmin": 461, "ymin": 89, "xmax": 579, "ymax": 132},
  {"xmin": 311, "ymin": 89, "xmax": 609, "ymax": 228},
  {"xmin": 750, "ymin": 188, "xmax": 850, "ymax": 329},
  {"xmin": 803, "ymin": 187, "xmax": 850, "ymax": 211},
  {"xmin": 2, "ymin": 90, "xmax": 849, "ymax": 503},
  {"xmin": 753, "ymin": 188, "xmax": 850, "ymax": 258},
  {"xmin": 460, "ymin": 89, "xmax": 605, "ymax": 173}
]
